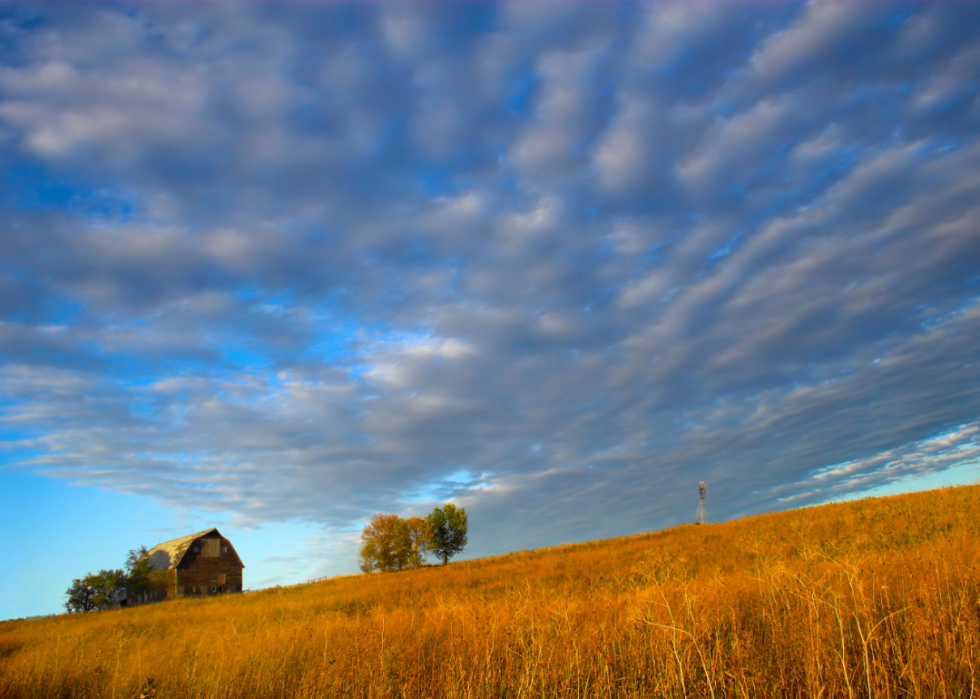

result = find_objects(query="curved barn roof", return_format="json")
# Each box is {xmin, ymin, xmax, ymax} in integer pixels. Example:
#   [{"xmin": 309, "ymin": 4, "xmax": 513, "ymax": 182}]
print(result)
[{"xmin": 146, "ymin": 528, "xmax": 244, "ymax": 570}]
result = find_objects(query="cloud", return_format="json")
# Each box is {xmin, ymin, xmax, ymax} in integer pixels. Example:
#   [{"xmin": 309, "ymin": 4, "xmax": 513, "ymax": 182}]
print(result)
[{"xmin": 2, "ymin": 2, "xmax": 980, "ymax": 562}]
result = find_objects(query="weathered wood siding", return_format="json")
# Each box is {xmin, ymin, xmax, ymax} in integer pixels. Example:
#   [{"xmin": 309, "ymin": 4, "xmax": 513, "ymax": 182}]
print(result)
[{"xmin": 171, "ymin": 534, "xmax": 244, "ymax": 599}]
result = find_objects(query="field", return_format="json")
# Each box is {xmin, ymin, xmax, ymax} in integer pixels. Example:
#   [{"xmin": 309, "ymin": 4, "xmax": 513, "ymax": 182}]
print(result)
[{"xmin": 2, "ymin": 486, "xmax": 979, "ymax": 698}]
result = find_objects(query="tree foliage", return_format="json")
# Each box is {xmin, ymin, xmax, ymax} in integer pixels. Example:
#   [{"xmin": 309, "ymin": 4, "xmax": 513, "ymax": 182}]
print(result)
[
  {"xmin": 66, "ymin": 544, "xmax": 173, "ymax": 612},
  {"xmin": 359, "ymin": 513, "xmax": 402, "ymax": 572},
  {"xmin": 398, "ymin": 517, "xmax": 434, "ymax": 569},
  {"xmin": 358, "ymin": 503, "xmax": 468, "ymax": 573},
  {"xmin": 359, "ymin": 513, "xmax": 437, "ymax": 572},
  {"xmin": 125, "ymin": 545, "xmax": 153, "ymax": 602},
  {"xmin": 64, "ymin": 569, "xmax": 125, "ymax": 613},
  {"xmin": 426, "ymin": 504, "xmax": 468, "ymax": 565},
  {"xmin": 147, "ymin": 568, "xmax": 176, "ymax": 597}
]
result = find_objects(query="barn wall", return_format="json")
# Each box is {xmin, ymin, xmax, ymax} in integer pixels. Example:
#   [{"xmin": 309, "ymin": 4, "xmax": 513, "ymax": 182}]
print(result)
[{"xmin": 174, "ymin": 536, "xmax": 244, "ymax": 598}]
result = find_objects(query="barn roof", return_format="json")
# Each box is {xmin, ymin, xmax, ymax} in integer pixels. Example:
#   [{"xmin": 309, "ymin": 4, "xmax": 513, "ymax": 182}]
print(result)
[{"xmin": 146, "ymin": 528, "xmax": 244, "ymax": 571}]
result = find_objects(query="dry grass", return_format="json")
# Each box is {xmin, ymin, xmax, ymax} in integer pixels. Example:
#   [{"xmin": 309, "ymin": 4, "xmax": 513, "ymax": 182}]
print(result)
[{"xmin": 3, "ymin": 485, "xmax": 980, "ymax": 698}]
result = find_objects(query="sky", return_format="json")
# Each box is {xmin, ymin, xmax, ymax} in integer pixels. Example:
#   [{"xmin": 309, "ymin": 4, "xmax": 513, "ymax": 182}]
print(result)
[{"xmin": 2, "ymin": 1, "xmax": 980, "ymax": 620}]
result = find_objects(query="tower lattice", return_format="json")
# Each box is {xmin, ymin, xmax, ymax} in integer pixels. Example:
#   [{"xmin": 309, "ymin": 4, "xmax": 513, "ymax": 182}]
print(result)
[{"xmin": 695, "ymin": 481, "xmax": 708, "ymax": 525}]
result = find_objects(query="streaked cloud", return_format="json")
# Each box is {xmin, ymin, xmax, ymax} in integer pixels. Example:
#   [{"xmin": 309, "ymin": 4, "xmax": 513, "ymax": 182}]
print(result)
[{"xmin": 1, "ymin": 2, "xmax": 979, "ymax": 562}]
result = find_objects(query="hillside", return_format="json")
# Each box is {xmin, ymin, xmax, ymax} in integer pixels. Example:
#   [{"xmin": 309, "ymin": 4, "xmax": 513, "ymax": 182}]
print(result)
[{"xmin": 2, "ymin": 486, "xmax": 979, "ymax": 698}]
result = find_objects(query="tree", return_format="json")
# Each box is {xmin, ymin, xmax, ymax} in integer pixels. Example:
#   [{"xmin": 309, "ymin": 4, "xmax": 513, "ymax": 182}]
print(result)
[
  {"xmin": 65, "ymin": 576, "xmax": 97, "ymax": 613},
  {"xmin": 396, "ymin": 517, "xmax": 433, "ymax": 569},
  {"xmin": 146, "ymin": 568, "xmax": 175, "ymax": 598},
  {"xmin": 360, "ymin": 514, "xmax": 435, "ymax": 572},
  {"xmin": 359, "ymin": 513, "xmax": 402, "ymax": 572},
  {"xmin": 65, "ymin": 569, "xmax": 125, "ymax": 613},
  {"xmin": 125, "ymin": 545, "xmax": 153, "ymax": 604},
  {"xmin": 426, "ymin": 504, "xmax": 468, "ymax": 565}
]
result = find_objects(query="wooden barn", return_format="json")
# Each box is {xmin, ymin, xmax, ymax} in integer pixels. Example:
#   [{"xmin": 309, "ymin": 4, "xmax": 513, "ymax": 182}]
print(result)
[{"xmin": 145, "ymin": 528, "xmax": 245, "ymax": 600}]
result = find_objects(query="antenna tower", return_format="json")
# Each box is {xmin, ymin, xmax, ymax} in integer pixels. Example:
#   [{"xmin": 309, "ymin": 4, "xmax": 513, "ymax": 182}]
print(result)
[{"xmin": 695, "ymin": 481, "xmax": 708, "ymax": 525}]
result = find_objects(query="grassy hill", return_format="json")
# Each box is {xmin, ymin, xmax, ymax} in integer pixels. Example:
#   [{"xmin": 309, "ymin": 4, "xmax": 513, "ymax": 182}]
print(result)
[{"xmin": 3, "ymin": 485, "xmax": 979, "ymax": 698}]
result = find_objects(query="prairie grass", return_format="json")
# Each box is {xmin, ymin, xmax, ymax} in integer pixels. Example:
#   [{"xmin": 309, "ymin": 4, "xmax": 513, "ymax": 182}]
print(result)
[{"xmin": 2, "ymin": 485, "xmax": 979, "ymax": 698}]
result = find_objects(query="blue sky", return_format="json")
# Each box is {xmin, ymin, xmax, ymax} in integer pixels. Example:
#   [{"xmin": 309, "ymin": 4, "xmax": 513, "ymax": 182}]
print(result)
[{"xmin": 3, "ymin": 1, "xmax": 980, "ymax": 620}]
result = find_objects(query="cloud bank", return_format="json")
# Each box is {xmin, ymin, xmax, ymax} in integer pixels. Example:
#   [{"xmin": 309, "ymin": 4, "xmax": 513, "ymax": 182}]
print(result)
[{"xmin": 2, "ymin": 2, "xmax": 980, "ymax": 557}]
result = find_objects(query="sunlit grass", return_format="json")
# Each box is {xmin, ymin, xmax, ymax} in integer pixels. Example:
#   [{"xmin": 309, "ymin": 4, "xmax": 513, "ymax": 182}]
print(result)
[{"xmin": 2, "ymin": 485, "xmax": 979, "ymax": 698}]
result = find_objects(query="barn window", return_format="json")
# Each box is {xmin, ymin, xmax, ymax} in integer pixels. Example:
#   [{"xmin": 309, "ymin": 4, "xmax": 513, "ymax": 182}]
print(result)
[
  {"xmin": 211, "ymin": 586, "xmax": 216, "ymax": 593},
  {"xmin": 219, "ymin": 573, "xmax": 227, "ymax": 584},
  {"xmin": 202, "ymin": 539, "xmax": 220, "ymax": 557},
  {"xmin": 222, "ymin": 546, "xmax": 228, "ymax": 553}
]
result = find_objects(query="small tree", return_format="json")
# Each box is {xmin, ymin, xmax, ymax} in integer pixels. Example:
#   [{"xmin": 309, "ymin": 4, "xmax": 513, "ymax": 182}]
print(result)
[
  {"xmin": 396, "ymin": 517, "xmax": 433, "ymax": 569},
  {"xmin": 65, "ymin": 576, "xmax": 97, "ymax": 613},
  {"xmin": 147, "ymin": 568, "xmax": 175, "ymax": 598},
  {"xmin": 426, "ymin": 504, "xmax": 468, "ymax": 565},
  {"xmin": 359, "ymin": 513, "xmax": 402, "ymax": 572},
  {"xmin": 125, "ymin": 545, "xmax": 153, "ymax": 604},
  {"xmin": 65, "ymin": 569, "xmax": 125, "ymax": 613},
  {"xmin": 360, "ymin": 514, "xmax": 435, "ymax": 572}
]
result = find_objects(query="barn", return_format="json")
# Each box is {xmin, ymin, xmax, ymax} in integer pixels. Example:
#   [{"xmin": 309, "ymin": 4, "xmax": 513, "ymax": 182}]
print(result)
[{"xmin": 145, "ymin": 528, "xmax": 245, "ymax": 599}]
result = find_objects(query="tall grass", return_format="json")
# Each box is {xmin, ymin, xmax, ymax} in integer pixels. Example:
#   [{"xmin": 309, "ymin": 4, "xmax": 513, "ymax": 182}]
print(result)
[{"xmin": 2, "ymin": 486, "xmax": 979, "ymax": 698}]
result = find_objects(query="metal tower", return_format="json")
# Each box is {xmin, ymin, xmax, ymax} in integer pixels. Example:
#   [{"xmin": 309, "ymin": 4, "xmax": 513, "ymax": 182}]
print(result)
[{"xmin": 695, "ymin": 481, "xmax": 708, "ymax": 525}]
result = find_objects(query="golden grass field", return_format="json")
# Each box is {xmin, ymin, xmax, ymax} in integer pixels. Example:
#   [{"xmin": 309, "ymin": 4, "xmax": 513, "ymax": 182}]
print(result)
[{"xmin": 2, "ymin": 485, "xmax": 979, "ymax": 698}]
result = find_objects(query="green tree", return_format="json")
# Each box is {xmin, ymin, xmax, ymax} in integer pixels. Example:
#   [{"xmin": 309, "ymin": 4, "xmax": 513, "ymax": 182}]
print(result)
[
  {"xmin": 64, "ymin": 569, "xmax": 125, "ymax": 613},
  {"xmin": 65, "ymin": 576, "xmax": 97, "ymax": 613},
  {"xmin": 426, "ymin": 504, "xmax": 468, "ymax": 565},
  {"xmin": 147, "ymin": 568, "xmax": 175, "ymax": 598},
  {"xmin": 125, "ymin": 545, "xmax": 153, "ymax": 604},
  {"xmin": 395, "ymin": 516, "xmax": 433, "ymax": 569}
]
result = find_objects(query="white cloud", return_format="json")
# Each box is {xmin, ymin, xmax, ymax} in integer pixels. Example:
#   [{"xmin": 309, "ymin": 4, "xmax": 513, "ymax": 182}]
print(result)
[{"xmin": 594, "ymin": 96, "xmax": 658, "ymax": 194}]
